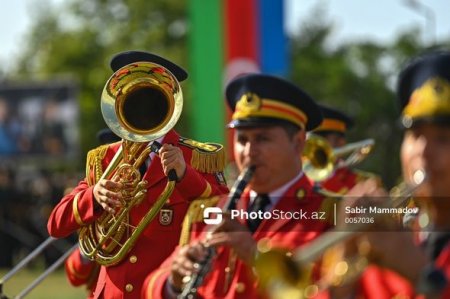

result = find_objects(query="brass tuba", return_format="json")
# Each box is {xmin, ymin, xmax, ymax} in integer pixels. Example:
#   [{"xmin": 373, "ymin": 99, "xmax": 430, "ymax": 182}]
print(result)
[
  {"xmin": 78, "ymin": 61, "xmax": 183, "ymax": 266},
  {"xmin": 302, "ymin": 134, "xmax": 375, "ymax": 182}
]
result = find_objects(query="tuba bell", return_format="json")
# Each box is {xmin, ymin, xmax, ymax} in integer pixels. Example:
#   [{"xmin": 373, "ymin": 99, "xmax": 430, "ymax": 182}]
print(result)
[{"xmin": 78, "ymin": 61, "xmax": 183, "ymax": 266}]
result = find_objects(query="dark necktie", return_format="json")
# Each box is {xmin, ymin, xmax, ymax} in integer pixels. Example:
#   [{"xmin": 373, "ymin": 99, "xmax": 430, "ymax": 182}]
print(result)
[{"xmin": 247, "ymin": 194, "xmax": 271, "ymax": 233}]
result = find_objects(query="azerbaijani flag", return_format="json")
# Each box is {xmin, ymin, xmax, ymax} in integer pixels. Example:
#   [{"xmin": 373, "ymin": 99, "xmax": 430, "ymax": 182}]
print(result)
[{"xmin": 188, "ymin": 0, "xmax": 287, "ymax": 160}]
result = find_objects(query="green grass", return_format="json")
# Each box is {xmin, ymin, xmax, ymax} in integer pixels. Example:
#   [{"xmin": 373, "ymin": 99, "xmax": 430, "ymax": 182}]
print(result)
[{"xmin": 0, "ymin": 269, "xmax": 86, "ymax": 299}]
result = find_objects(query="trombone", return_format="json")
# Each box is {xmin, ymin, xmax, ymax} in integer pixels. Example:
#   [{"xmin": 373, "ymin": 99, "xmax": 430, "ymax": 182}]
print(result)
[
  {"xmin": 302, "ymin": 134, "xmax": 375, "ymax": 182},
  {"xmin": 254, "ymin": 170, "xmax": 426, "ymax": 299},
  {"xmin": 0, "ymin": 236, "xmax": 77, "ymax": 299}
]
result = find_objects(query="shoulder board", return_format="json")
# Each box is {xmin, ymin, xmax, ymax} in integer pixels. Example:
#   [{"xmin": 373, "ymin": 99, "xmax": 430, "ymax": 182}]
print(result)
[
  {"xmin": 85, "ymin": 144, "xmax": 110, "ymax": 186},
  {"xmin": 179, "ymin": 196, "xmax": 221, "ymax": 246},
  {"xmin": 179, "ymin": 137, "xmax": 223, "ymax": 152},
  {"xmin": 179, "ymin": 137, "xmax": 226, "ymax": 173}
]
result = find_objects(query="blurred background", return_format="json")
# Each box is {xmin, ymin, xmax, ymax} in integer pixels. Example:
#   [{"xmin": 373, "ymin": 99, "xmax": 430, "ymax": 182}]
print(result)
[{"xmin": 0, "ymin": 0, "xmax": 449, "ymax": 297}]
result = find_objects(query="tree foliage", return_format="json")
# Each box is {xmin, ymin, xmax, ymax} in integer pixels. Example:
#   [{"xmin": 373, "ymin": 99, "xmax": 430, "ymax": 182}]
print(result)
[
  {"xmin": 11, "ymin": 0, "xmax": 188, "ymax": 162},
  {"xmin": 3, "ymin": 0, "xmax": 450, "ymax": 186},
  {"xmin": 288, "ymin": 6, "xmax": 448, "ymax": 186}
]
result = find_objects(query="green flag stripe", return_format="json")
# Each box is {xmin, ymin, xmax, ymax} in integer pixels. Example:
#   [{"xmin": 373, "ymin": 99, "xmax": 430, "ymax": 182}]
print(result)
[{"xmin": 188, "ymin": 0, "xmax": 224, "ymax": 143}]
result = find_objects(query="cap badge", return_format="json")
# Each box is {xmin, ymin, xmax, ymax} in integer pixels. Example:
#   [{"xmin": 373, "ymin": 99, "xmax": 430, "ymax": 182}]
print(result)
[
  {"xmin": 235, "ymin": 92, "xmax": 262, "ymax": 115},
  {"xmin": 404, "ymin": 77, "xmax": 450, "ymax": 119}
]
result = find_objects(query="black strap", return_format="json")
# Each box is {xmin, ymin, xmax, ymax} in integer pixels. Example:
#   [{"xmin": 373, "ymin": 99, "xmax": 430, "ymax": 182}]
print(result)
[
  {"xmin": 425, "ymin": 232, "xmax": 450, "ymax": 260},
  {"xmin": 139, "ymin": 156, "xmax": 151, "ymax": 177},
  {"xmin": 139, "ymin": 162, "xmax": 147, "ymax": 177},
  {"xmin": 247, "ymin": 194, "xmax": 271, "ymax": 233}
]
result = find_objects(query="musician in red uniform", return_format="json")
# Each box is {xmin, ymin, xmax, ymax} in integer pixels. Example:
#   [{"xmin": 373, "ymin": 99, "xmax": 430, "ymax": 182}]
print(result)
[
  {"xmin": 320, "ymin": 51, "xmax": 450, "ymax": 298},
  {"xmin": 142, "ymin": 73, "xmax": 332, "ymax": 299},
  {"xmin": 47, "ymin": 51, "xmax": 229, "ymax": 299},
  {"xmin": 312, "ymin": 104, "xmax": 381, "ymax": 194}
]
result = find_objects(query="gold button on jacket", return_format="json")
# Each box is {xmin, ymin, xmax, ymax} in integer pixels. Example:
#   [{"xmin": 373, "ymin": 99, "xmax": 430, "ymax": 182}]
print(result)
[
  {"xmin": 129, "ymin": 255, "xmax": 138, "ymax": 263},
  {"xmin": 235, "ymin": 282, "xmax": 245, "ymax": 293},
  {"xmin": 125, "ymin": 284, "xmax": 134, "ymax": 292}
]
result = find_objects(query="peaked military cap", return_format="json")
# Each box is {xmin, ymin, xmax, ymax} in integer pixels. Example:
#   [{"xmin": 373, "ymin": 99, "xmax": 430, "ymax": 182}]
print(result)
[
  {"xmin": 96, "ymin": 128, "xmax": 120, "ymax": 145},
  {"xmin": 225, "ymin": 73, "xmax": 322, "ymax": 131},
  {"xmin": 314, "ymin": 104, "xmax": 354, "ymax": 135},
  {"xmin": 397, "ymin": 50, "xmax": 450, "ymax": 128},
  {"xmin": 110, "ymin": 50, "xmax": 188, "ymax": 82}
]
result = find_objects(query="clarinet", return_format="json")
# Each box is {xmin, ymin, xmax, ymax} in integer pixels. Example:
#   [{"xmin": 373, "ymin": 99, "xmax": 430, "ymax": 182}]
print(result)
[{"xmin": 178, "ymin": 165, "xmax": 255, "ymax": 299}]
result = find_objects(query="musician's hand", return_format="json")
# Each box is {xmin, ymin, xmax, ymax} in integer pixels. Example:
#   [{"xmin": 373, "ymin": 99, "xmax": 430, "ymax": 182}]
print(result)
[
  {"xmin": 334, "ymin": 179, "xmax": 428, "ymax": 284},
  {"xmin": 93, "ymin": 179, "xmax": 123, "ymax": 213},
  {"xmin": 337, "ymin": 178, "xmax": 388, "ymax": 227},
  {"xmin": 170, "ymin": 242, "xmax": 207, "ymax": 290},
  {"xmin": 206, "ymin": 215, "xmax": 257, "ymax": 266},
  {"xmin": 159, "ymin": 143, "xmax": 186, "ymax": 181},
  {"xmin": 361, "ymin": 232, "xmax": 428, "ymax": 284},
  {"xmin": 345, "ymin": 177, "xmax": 388, "ymax": 198}
]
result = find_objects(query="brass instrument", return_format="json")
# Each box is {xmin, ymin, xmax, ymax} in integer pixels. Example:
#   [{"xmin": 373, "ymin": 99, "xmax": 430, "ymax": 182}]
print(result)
[
  {"xmin": 302, "ymin": 134, "xmax": 375, "ymax": 182},
  {"xmin": 254, "ymin": 170, "xmax": 425, "ymax": 299},
  {"xmin": 14, "ymin": 244, "xmax": 79, "ymax": 299},
  {"xmin": 78, "ymin": 61, "xmax": 183, "ymax": 266},
  {"xmin": 0, "ymin": 236, "xmax": 77, "ymax": 299}
]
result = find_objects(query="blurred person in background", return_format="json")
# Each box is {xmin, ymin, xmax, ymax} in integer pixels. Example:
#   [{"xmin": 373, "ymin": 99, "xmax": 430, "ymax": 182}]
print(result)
[
  {"xmin": 0, "ymin": 97, "xmax": 18, "ymax": 155},
  {"xmin": 311, "ymin": 104, "xmax": 382, "ymax": 194},
  {"xmin": 0, "ymin": 165, "xmax": 19, "ymax": 268}
]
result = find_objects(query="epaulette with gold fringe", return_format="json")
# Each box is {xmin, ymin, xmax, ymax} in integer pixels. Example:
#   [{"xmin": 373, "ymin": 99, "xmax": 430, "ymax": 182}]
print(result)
[
  {"xmin": 85, "ymin": 144, "xmax": 110, "ymax": 186},
  {"xmin": 179, "ymin": 137, "xmax": 226, "ymax": 174},
  {"xmin": 179, "ymin": 196, "xmax": 221, "ymax": 246}
]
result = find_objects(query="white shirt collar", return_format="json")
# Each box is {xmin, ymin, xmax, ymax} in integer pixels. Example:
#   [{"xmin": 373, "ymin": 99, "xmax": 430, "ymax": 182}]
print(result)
[
  {"xmin": 147, "ymin": 136, "xmax": 165, "ymax": 166},
  {"xmin": 249, "ymin": 171, "xmax": 304, "ymax": 208}
]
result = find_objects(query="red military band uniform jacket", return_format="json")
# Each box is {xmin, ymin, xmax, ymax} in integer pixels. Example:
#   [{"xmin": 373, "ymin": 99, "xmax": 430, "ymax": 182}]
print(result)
[
  {"xmin": 143, "ymin": 173, "xmax": 331, "ymax": 299},
  {"xmin": 355, "ymin": 239, "xmax": 450, "ymax": 299},
  {"xmin": 319, "ymin": 166, "xmax": 381, "ymax": 195},
  {"xmin": 65, "ymin": 247, "xmax": 100, "ymax": 298},
  {"xmin": 47, "ymin": 130, "xmax": 229, "ymax": 299},
  {"xmin": 433, "ymin": 243, "xmax": 450, "ymax": 298},
  {"xmin": 313, "ymin": 265, "xmax": 415, "ymax": 299},
  {"xmin": 315, "ymin": 243, "xmax": 450, "ymax": 299}
]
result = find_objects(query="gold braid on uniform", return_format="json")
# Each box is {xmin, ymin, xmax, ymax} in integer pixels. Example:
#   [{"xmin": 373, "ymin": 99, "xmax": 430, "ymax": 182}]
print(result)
[
  {"xmin": 179, "ymin": 137, "xmax": 226, "ymax": 174},
  {"xmin": 179, "ymin": 196, "xmax": 221, "ymax": 246},
  {"xmin": 85, "ymin": 144, "xmax": 111, "ymax": 186}
]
